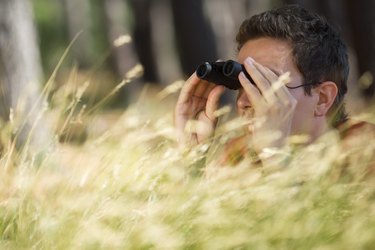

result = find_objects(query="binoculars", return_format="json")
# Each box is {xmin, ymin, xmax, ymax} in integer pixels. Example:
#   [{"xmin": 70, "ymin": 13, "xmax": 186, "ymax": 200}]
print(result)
[{"xmin": 196, "ymin": 60, "xmax": 253, "ymax": 90}]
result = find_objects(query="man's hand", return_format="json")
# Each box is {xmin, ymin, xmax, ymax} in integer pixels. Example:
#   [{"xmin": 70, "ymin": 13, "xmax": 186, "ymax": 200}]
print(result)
[
  {"xmin": 174, "ymin": 73, "xmax": 225, "ymax": 147},
  {"xmin": 238, "ymin": 57, "xmax": 297, "ymax": 154}
]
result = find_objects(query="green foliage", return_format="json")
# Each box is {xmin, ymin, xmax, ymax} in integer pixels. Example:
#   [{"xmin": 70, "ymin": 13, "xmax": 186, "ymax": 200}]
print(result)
[
  {"xmin": 32, "ymin": 0, "xmax": 114, "ymax": 76},
  {"xmin": 32, "ymin": 0, "xmax": 70, "ymax": 73}
]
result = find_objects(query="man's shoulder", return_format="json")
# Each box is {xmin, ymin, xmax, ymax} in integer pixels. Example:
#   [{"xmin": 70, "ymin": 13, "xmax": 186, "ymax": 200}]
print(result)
[
  {"xmin": 338, "ymin": 119, "xmax": 375, "ymax": 139},
  {"xmin": 337, "ymin": 118, "xmax": 375, "ymax": 178}
]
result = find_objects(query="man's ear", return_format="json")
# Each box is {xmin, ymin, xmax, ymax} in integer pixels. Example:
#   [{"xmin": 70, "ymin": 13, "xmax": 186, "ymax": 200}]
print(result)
[{"xmin": 314, "ymin": 81, "xmax": 338, "ymax": 117}]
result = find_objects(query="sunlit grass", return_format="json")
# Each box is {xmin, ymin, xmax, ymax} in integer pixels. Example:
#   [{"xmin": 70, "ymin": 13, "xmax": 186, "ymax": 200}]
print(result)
[{"xmin": 0, "ymin": 68, "xmax": 374, "ymax": 250}]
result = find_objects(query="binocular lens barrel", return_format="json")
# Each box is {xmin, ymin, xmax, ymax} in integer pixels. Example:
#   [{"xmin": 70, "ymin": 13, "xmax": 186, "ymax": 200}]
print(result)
[
  {"xmin": 196, "ymin": 60, "xmax": 251, "ymax": 90},
  {"xmin": 223, "ymin": 60, "xmax": 244, "ymax": 79},
  {"xmin": 196, "ymin": 62, "xmax": 212, "ymax": 79}
]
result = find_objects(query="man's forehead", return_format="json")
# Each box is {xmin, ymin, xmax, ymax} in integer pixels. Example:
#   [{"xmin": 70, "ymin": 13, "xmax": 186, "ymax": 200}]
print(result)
[{"xmin": 237, "ymin": 38, "xmax": 293, "ymax": 75}]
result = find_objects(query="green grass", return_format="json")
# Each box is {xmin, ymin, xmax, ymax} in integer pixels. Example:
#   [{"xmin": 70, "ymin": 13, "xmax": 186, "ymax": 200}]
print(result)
[{"xmin": 0, "ymin": 74, "xmax": 374, "ymax": 250}]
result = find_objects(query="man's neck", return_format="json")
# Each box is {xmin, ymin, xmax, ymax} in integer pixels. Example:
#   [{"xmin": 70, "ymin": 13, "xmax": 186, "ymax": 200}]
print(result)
[{"xmin": 309, "ymin": 118, "xmax": 330, "ymax": 143}]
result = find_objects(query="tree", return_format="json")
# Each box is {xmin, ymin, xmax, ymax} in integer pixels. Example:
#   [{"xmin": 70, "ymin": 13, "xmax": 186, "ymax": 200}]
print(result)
[
  {"xmin": 170, "ymin": 0, "xmax": 218, "ymax": 77},
  {"xmin": 0, "ymin": 0, "xmax": 49, "ymax": 150},
  {"xmin": 62, "ymin": 0, "xmax": 92, "ymax": 68}
]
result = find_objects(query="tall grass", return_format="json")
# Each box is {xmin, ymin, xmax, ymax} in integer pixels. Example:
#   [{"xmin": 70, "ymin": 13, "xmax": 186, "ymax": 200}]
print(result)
[{"xmin": 0, "ymin": 70, "xmax": 374, "ymax": 250}]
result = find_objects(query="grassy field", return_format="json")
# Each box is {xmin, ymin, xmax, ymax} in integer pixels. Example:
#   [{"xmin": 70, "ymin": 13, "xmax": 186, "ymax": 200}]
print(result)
[{"xmin": 0, "ymin": 70, "xmax": 374, "ymax": 250}]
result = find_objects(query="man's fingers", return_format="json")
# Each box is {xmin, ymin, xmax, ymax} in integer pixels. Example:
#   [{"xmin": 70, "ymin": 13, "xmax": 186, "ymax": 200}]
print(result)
[
  {"xmin": 176, "ymin": 73, "xmax": 201, "ymax": 105},
  {"xmin": 255, "ymin": 64, "xmax": 294, "ymax": 102},
  {"xmin": 239, "ymin": 72, "xmax": 265, "ymax": 111},
  {"xmin": 243, "ymin": 57, "xmax": 277, "ymax": 104},
  {"xmin": 205, "ymin": 85, "xmax": 226, "ymax": 121},
  {"xmin": 203, "ymin": 83, "xmax": 216, "ymax": 99}
]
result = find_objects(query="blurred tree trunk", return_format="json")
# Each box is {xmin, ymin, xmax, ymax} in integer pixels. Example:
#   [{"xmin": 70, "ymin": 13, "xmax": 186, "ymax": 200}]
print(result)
[
  {"xmin": 124, "ymin": 0, "xmax": 219, "ymax": 82},
  {"xmin": 0, "ymin": 0, "xmax": 49, "ymax": 150},
  {"xmin": 62, "ymin": 0, "xmax": 91, "ymax": 68},
  {"xmin": 204, "ymin": 0, "xmax": 271, "ymax": 60},
  {"xmin": 149, "ymin": 0, "xmax": 182, "ymax": 84},
  {"xmin": 170, "ymin": 0, "xmax": 218, "ymax": 76},
  {"xmin": 345, "ymin": 0, "xmax": 375, "ymax": 99},
  {"xmin": 102, "ymin": 0, "xmax": 139, "ymax": 77},
  {"xmin": 102, "ymin": 0, "xmax": 143, "ymax": 103},
  {"xmin": 128, "ymin": 0, "xmax": 159, "ymax": 83}
]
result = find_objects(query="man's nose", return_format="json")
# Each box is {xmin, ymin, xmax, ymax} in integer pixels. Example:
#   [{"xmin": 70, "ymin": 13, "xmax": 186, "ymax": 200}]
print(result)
[{"xmin": 237, "ymin": 92, "xmax": 251, "ymax": 110}]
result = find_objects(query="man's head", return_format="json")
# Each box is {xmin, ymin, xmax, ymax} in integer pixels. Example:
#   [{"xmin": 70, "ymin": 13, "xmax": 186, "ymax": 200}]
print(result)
[{"xmin": 235, "ymin": 5, "xmax": 349, "ymax": 136}]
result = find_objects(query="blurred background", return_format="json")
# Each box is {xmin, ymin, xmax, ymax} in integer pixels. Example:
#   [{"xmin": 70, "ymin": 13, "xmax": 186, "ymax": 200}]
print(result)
[{"xmin": 0, "ymin": 0, "xmax": 374, "ymax": 143}]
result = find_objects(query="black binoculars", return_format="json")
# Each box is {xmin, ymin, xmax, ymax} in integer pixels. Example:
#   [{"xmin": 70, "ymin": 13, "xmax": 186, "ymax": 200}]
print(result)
[{"xmin": 196, "ymin": 60, "xmax": 253, "ymax": 90}]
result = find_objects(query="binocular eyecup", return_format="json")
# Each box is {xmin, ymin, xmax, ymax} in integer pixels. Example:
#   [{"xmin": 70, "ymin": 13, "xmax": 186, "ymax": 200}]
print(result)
[{"xmin": 196, "ymin": 60, "xmax": 253, "ymax": 90}]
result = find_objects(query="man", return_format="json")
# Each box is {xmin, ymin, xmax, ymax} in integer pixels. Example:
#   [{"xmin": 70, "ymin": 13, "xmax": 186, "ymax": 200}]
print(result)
[{"xmin": 174, "ymin": 5, "xmax": 373, "ymax": 167}]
